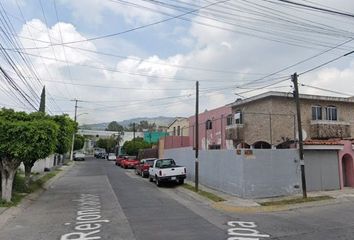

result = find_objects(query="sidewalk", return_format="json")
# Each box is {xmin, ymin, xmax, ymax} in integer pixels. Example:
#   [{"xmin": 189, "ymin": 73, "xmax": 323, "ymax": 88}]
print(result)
[
  {"xmin": 0, "ymin": 162, "xmax": 74, "ymax": 229},
  {"xmin": 179, "ymin": 180, "xmax": 354, "ymax": 213}
]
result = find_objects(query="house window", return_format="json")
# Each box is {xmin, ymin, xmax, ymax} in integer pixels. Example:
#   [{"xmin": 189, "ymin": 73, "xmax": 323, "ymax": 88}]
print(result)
[
  {"xmin": 325, "ymin": 106, "xmax": 337, "ymax": 121},
  {"xmin": 235, "ymin": 110, "xmax": 243, "ymax": 124},
  {"xmin": 312, "ymin": 105, "xmax": 322, "ymax": 120},
  {"xmin": 173, "ymin": 127, "xmax": 176, "ymax": 136},
  {"xmin": 226, "ymin": 114, "xmax": 233, "ymax": 126},
  {"xmin": 177, "ymin": 126, "xmax": 181, "ymax": 136},
  {"xmin": 206, "ymin": 120, "xmax": 212, "ymax": 130}
]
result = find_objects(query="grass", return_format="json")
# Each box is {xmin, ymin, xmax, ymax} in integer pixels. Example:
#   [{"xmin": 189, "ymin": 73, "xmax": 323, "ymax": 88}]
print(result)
[
  {"xmin": 259, "ymin": 195, "xmax": 334, "ymax": 206},
  {"xmin": 0, "ymin": 169, "xmax": 61, "ymax": 207},
  {"xmin": 182, "ymin": 183, "xmax": 225, "ymax": 202}
]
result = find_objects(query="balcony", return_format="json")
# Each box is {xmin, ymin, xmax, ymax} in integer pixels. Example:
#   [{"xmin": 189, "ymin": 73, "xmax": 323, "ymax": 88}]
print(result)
[
  {"xmin": 225, "ymin": 124, "xmax": 244, "ymax": 141},
  {"xmin": 310, "ymin": 120, "xmax": 351, "ymax": 139}
]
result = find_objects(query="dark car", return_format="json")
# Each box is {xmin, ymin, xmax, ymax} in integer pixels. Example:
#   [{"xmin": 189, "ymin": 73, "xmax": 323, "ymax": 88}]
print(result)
[{"xmin": 135, "ymin": 158, "xmax": 156, "ymax": 177}]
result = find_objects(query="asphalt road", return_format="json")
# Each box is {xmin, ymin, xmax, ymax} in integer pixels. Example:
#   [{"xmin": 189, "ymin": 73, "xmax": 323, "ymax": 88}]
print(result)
[{"xmin": 0, "ymin": 157, "xmax": 354, "ymax": 240}]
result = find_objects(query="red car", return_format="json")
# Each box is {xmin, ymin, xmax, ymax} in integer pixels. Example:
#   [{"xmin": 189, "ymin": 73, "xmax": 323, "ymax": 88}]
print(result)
[
  {"xmin": 121, "ymin": 156, "xmax": 139, "ymax": 169},
  {"xmin": 135, "ymin": 158, "xmax": 156, "ymax": 178},
  {"xmin": 115, "ymin": 155, "xmax": 127, "ymax": 166}
]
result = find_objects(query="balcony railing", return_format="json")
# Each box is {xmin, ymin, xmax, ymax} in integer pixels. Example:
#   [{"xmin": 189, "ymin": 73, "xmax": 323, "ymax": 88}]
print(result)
[
  {"xmin": 225, "ymin": 124, "xmax": 244, "ymax": 140},
  {"xmin": 310, "ymin": 120, "xmax": 351, "ymax": 139}
]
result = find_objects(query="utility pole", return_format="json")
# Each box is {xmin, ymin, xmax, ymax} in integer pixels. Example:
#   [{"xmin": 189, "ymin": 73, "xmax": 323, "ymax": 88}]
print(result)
[
  {"xmin": 133, "ymin": 122, "xmax": 136, "ymax": 140},
  {"xmin": 195, "ymin": 81, "xmax": 199, "ymax": 192},
  {"xmin": 291, "ymin": 73, "xmax": 307, "ymax": 198},
  {"xmin": 70, "ymin": 99, "xmax": 80, "ymax": 161}
]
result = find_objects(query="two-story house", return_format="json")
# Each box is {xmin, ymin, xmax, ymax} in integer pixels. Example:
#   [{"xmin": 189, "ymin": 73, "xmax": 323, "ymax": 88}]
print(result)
[
  {"xmin": 226, "ymin": 91, "xmax": 354, "ymax": 149},
  {"xmin": 225, "ymin": 91, "xmax": 354, "ymax": 191}
]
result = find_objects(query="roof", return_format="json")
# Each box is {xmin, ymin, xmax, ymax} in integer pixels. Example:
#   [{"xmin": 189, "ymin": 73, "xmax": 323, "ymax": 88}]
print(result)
[
  {"xmin": 303, "ymin": 139, "xmax": 344, "ymax": 150},
  {"xmin": 231, "ymin": 91, "xmax": 354, "ymax": 108},
  {"xmin": 167, "ymin": 117, "xmax": 188, "ymax": 128}
]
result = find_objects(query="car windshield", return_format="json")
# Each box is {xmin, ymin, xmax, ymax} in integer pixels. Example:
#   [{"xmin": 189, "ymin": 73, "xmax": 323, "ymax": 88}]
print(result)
[
  {"xmin": 158, "ymin": 159, "xmax": 176, "ymax": 168},
  {"xmin": 146, "ymin": 160, "xmax": 155, "ymax": 166},
  {"xmin": 109, "ymin": 153, "xmax": 115, "ymax": 156}
]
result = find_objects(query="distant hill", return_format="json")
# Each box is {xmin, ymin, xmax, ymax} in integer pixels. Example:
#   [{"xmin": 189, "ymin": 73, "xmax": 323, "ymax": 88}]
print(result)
[{"xmin": 80, "ymin": 116, "xmax": 175, "ymax": 130}]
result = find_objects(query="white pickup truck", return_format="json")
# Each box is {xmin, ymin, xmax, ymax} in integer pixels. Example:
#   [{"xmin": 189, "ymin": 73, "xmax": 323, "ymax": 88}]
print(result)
[{"xmin": 149, "ymin": 158, "xmax": 186, "ymax": 187}]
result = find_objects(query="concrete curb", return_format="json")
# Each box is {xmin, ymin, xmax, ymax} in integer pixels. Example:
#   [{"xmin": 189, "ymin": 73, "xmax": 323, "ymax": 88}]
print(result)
[
  {"xmin": 0, "ymin": 162, "xmax": 75, "ymax": 229},
  {"xmin": 176, "ymin": 180, "xmax": 351, "ymax": 213}
]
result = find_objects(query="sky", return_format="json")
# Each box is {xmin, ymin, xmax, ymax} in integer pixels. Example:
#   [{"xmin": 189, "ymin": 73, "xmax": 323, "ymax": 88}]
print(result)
[{"xmin": 1, "ymin": 0, "xmax": 354, "ymax": 124}]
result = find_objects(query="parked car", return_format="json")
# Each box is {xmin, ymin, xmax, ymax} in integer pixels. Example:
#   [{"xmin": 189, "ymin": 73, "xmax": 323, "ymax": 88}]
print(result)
[
  {"xmin": 107, "ymin": 153, "xmax": 116, "ymax": 161},
  {"xmin": 149, "ymin": 158, "xmax": 186, "ymax": 186},
  {"xmin": 135, "ymin": 158, "xmax": 156, "ymax": 177},
  {"xmin": 115, "ymin": 155, "xmax": 127, "ymax": 166},
  {"xmin": 121, "ymin": 156, "xmax": 139, "ymax": 169},
  {"xmin": 73, "ymin": 152, "xmax": 85, "ymax": 161}
]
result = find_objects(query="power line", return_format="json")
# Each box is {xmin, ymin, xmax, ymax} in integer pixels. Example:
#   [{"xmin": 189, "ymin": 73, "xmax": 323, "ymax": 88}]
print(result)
[
  {"xmin": 299, "ymin": 50, "xmax": 354, "ymax": 76},
  {"xmin": 269, "ymin": 0, "xmax": 354, "ymax": 19}
]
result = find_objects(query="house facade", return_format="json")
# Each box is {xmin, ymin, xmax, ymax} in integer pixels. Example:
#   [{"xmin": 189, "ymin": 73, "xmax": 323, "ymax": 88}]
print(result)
[
  {"xmin": 189, "ymin": 105, "xmax": 232, "ymax": 150},
  {"xmin": 226, "ymin": 91, "xmax": 354, "ymax": 149},
  {"xmin": 167, "ymin": 117, "xmax": 189, "ymax": 136}
]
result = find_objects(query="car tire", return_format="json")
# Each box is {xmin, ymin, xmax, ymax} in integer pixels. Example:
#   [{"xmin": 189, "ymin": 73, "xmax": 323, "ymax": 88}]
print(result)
[
  {"xmin": 141, "ymin": 171, "xmax": 145, "ymax": 178},
  {"xmin": 178, "ymin": 179, "xmax": 184, "ymax": 185},
  {"xmin": 149, "ymin": 176, "xmax": 153, "ymax": 182},
  {"xmin": 155, "ymin": 176, "xmax": 161, "ymax": 187}
]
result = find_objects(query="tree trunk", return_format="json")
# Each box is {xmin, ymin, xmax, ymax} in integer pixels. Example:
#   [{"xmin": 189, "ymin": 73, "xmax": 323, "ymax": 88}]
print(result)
[
  {"xmin": 24, "ymin": 162, "xmax": 33, "ymax": 190},
  {"xmin": 1, "ymin": 168, "xmax": 15, "ymax": 202},
  {"xmin": 0, "ymin": 158, "xmax": 21, "ymax": 202}
]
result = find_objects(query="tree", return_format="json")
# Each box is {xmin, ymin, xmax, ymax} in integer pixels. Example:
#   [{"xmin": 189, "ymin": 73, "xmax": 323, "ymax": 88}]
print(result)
[
  {"xmin": 39, "ymin": 86, "xmax": 45, "ymax": 113},
  {"xmin": 74, "ymin": 134, "xmax": 85, "ymax": 151},
  {"xmin": 122, "ymin": 138, "xmax": 152, "ymax": 156},
  {"xmin": 21, "ymin": 120, "xmax": 58, "ymax": 189},
  {"xmin": 96, "ymin": 137, "xmax": 116, "ymax": 153},
  {"xmin": 52, "ymin": 115, "xmax": 76, "ymax": 155},
  {"xmin": 106, "ymin": 121, "xmax": 124, "ymax": 132},
  {"xmin": 0, "ymin": 109, "xmax": 58, "ymax": 201}
]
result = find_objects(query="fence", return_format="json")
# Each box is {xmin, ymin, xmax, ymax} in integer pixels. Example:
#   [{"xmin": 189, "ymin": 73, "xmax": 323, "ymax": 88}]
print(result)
[
  {"xmin": 163, "ymin": 136, "xmax": 190, "ymax": 149},
  {"xmin": 164, "ymin": 148, "xmax": 301, "ymax": 198}
]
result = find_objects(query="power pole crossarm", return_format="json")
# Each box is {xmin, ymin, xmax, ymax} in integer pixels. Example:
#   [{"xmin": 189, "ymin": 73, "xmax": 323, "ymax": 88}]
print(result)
[{"xmin": 291, "ymin": 73, "xmax": 307, "ymax": 198}]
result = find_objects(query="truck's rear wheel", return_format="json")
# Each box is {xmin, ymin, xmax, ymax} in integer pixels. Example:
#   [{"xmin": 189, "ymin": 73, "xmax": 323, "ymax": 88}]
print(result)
[
  {"xmin": 178, "ymin": 179, "xmax": 184, "ymax": 185},
  {"xmin": 149, "ymin": 176, "xmax": 153, "ymax": 182},
  {"xmin": 155, "ymin": 176, "xmax": 161, "ymax": 187}
]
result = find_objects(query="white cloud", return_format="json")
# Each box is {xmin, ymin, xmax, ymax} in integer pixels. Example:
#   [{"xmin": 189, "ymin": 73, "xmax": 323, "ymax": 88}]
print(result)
[{"xmin": 59, "ymin": 0, "xmax": 174, "ymax": 25}]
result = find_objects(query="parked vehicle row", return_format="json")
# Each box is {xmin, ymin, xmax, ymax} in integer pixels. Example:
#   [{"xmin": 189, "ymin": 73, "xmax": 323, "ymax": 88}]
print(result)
[{"xmin": 114, "ymin": 155, "xmax": 186, "ymax": 187}]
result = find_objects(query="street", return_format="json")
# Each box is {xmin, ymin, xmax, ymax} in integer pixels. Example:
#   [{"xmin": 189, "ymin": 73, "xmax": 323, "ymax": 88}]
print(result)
[{"xmin": 0, "ymin": 157, "xmax": 354, "ymax": 240}]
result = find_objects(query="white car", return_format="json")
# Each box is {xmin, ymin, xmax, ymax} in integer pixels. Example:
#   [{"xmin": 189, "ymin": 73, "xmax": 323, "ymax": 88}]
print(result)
[
  {"xmin": 74, "ymin": 152, "xmax": 85, "ymax": 161},
  {"xmin": 107, "ymin": 153, "xmax": 116, "ymax": 161}
]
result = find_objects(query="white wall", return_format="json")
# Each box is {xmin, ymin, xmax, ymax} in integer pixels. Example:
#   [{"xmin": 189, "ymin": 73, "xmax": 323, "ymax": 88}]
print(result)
[{"xmin": 164, "ymin": 148, "xmax": 301, "ymax": 198}]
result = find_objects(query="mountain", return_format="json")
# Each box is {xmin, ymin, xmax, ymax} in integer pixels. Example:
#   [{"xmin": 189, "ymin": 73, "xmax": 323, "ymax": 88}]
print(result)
[{"xmin": 80, "ymin": 116, "xmax": 175, "ymax": 130}]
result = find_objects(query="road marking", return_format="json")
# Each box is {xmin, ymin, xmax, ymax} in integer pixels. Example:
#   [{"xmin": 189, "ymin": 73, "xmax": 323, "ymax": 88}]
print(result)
[
  {"xmin": 227, "ymin": 221, "xmax": 270, "ymax": 240},
  {"xmin": 60, "ymin": 193, "xmax": 110, "ymax": 240}
]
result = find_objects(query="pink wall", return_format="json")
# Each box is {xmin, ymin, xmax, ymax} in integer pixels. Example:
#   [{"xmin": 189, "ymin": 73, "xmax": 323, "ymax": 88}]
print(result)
[
  {"xmin": 338, "ymin": 140, "xmax": 354, "ymax": 189},
  {"xmin": 188, "ymin": 105, "xmax": 232, "ymax": 150},
  {"xmin": 164, "ymin": 136, "xmax": 190, "ymax": 149}
]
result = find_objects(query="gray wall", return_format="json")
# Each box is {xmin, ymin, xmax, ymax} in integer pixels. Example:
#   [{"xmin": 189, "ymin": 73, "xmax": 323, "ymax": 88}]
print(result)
[
  {"xmin": 165, "ymin": 148, "xmax": 301, "ymax": 198},
  {"xmin": 304, "ymin": 150, "xmax": 340, "ymax": 191}
]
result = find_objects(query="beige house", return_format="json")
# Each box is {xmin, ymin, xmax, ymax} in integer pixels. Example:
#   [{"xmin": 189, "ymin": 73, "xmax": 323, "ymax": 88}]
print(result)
[
  {"xmin": 225, "ymin": 91, "xmax": 354, "ymax": 148},
  {"xmin": 167, "ymin": 117, "xmax": 189, "ymax": 136}
]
